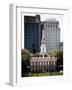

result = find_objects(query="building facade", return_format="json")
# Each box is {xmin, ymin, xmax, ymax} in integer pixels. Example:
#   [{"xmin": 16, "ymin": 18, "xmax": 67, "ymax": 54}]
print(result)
[
  {"xmin": 24, "ymin": 15, "xmax": 41, "ymax": 53},
  {"xmin": 30, "ymin": 57, "xmax": 57, "ymax": 73},
  {"xmin": 43, "ymin": 19, "xmax": 60, "ymax": 53}
]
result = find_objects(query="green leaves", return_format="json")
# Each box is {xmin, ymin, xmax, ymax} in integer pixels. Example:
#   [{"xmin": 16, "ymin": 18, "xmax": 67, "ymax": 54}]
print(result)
[
  {"xmin": 21, "ymin": 49, "xmax": 31, "ymax": 61},
  {"xmin": 21, "ymin": 49, "xmax": 31, "ymax": 76},
  {"xmin": 48, "ymin": 49, "xmax": 63, "ymax": 66},
  {"xmin": 52, "ymin": 49, "xmax": 63, "ymax": 59},
  {"xmin": 48, "ymin": 49, "xmax": 63, "ymax": 59}
]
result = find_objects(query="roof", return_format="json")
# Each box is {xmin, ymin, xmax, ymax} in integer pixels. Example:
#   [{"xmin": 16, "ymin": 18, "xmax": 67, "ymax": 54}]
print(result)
[
  {"xmin": 43, "ymin": 18, "xmax": 59, "ymax": 24},
  {"xmin": 30, "ymin": 57, "xmax": 57, "ymax": 62}
]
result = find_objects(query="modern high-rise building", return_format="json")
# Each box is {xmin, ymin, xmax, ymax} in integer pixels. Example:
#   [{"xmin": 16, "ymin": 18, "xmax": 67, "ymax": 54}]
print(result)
[
  {"xmin": 43, "ymin": 19, "xmax": 60, "ymax": 53},
  {"xmin": 24, "ymin": 15, "xmax": 60, "ymax": 54},
  {"xmin": 24, "ymin": 15, "xmax": 41, "ymax": 53}
]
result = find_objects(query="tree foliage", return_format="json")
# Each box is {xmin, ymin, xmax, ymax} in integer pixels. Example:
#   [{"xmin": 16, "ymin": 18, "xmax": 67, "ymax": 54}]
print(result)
[
  {"xmin": 48, "ymin": 49, "xmax": 63, "ymax": 58},
  {"xmin": 52, "ymin": 49, "xmax": 63, "ymax": 60},
  {"xmin": 21, "ymin": 49, "xmax": 31, "ymax": 61},
  {"xmin": 48, "ymin": 52, "xmax": 53, "ymax": 57},
  {"xmin": 21, "ymin": 49, "xmax": 31, "ymax": 77},
  {"xmin": 48, "ymin": 49, "xmax": 63, "ymax": 66}
]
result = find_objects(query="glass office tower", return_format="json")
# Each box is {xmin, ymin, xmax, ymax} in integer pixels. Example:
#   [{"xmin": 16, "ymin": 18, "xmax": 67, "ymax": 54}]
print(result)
[{"xmin": 24, "ymin": 15, "xmax": 41, "ymax": 53}]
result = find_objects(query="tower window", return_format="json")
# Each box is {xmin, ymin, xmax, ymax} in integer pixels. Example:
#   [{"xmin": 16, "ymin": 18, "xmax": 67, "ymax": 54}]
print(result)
[
  {"xmin": 48, "ymin": 25, "xmax": 50, "ymax": 28},
  {"xmin": 45, "ymin": 24, "xmax": 47, "ymax": 28},
  {"xmin": 56, "ymin": 24, "xmax": 57, "ymax": 28},
  {"xmin": 51, "ymin": 24, "xmax": 52, "ymax": 27},
  {"xmin": 44, "ymin": 24, "xmax": 47, "ymax": 29}
]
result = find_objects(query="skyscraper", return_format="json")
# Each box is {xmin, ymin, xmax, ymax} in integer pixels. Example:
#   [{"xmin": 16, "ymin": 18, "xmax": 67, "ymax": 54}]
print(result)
[
  {"xmin": 24, "ymin": 15, "xmax": 60, "ymax": 54},
  {"xmin": 43, "ymin": 18, "xmax": 60, "ymax": 53},
  {"xmin": 24, "ymin": 15, "xmax": 41, "ymax": 53}
]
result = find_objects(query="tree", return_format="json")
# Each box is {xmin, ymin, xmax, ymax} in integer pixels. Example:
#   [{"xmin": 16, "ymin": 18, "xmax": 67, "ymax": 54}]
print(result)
[
  {"xmin": 48, "ymin": 52, "xmax": 53, "ymax": 57},
  {"xmin": 48, "ymin": 49, "xmax": 63, "ymax": 71},
  {"xmin": 33, "ymin": 52, "xmax": 40, "ymax": 57},
  {"xmin": 21, "ymin": 49, "xmax": 31, "ymax": 77},
  {"xmin": 52, "ymin": 49, "xmax": 63, "ymax": 66},
  {"xmin": 52, "ymin": 49, "xmax": 63, "ymax": 60},
  {"xmin": 48, "ymin": 49, "xmax": 63, "ymax": 66},
  {"xmin": 22, "ymin": 49, "xmax": 31, "ymax": 61},
  {"xmin": 48, "ymin": 49, "xmax": 63, "ymax": 60}
]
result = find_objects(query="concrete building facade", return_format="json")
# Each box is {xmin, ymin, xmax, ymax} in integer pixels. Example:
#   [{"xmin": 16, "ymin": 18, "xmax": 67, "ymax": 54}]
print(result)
[
  {"xmin": 43, "ymin": 19, "xmax": 60, "ymax": 53},
  {"xmin": 30, "ymin": 57, "xmax": 57, "ymax": 73}
]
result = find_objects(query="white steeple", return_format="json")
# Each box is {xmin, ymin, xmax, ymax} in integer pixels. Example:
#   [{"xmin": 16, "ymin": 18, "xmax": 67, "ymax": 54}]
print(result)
[{"xmin": 40, "ymin": 29, "xmax": 46, "ymax": 57}]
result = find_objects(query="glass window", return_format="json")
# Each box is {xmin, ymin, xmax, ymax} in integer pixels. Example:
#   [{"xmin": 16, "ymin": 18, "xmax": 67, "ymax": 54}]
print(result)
[
  {"xmin": 56, "ymin": 24, "xmax": 57, "ymax": 28},
  {"xmin": 48, "ymin": 24, "xmax": 50, "ymax": 28},
  {"xmin": 51, "ymin": 24, "xmax": 52, "ymax": 27},
  {"xmin": 45, "ymin": 24, "xmax": 47, "ymax": 28},
  {"xmin": 34, "ymin": 62, "xmax": 36, "ymax": 66},
  {"xmin": 40, "ymin": 62, "xmax": 42, "ymax": 65}
]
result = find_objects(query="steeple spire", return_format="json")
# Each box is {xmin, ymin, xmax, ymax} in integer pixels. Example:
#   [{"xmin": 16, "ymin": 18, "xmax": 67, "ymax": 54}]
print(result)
[
  {"xmin": 41, "ymin": 29, "xmax": 45, "ymax": 44},
  {"xmin": 40, "ymin": 29, "xmax": 46, "ymax": 57}
]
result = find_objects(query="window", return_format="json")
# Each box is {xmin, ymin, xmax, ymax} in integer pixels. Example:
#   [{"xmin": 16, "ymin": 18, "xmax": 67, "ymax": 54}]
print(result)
[
  {"xmin": 51, "ymin": 24, "xmax": 52, "ymax": 28},
  {"xmin": 48, "ymin": 24, "xmax": 50, "ymax": 28},
  {"xmin": 34, "ymin": 62, "xmax": 36, "ymax": 66},
  {"xmin": 53, "ymin": 24, "xmax": 54, "ymax": 27},
  {"xmin": 44, "ymin": 24, "xmax": 47, "ymax": 29},
  {"xmin": 56, "ymin": 24, "xmax": 57, "ymax": 28},
  {"xmin": 40, "ymin": 62, "xmax": 42, "ymax": 65},
  {"xmin": 45, "ymin": 24, "xmax": 47, "ymax": 28}
]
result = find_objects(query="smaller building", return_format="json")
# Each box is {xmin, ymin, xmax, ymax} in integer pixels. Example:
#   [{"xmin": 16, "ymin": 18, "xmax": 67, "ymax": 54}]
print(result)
[
  {"xmin": 42, "ymin": 19, "xmax": 60, "ymax": 53},
  {"xmin": 30, "ymin": 57, "xmax": 57, "ymax": 73},
  {"xmin": 59, "ymin": 42, "xmax": 63, "ymax": 50}
]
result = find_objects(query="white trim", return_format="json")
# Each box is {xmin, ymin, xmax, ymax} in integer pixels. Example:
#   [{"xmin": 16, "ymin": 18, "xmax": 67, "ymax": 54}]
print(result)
[
  {"xmin": 9, "ymin": 4, "xmax": 70, "ymax": 86},
  {"xmin": 9, "ymin": 4, "xmax": 17, "ymax": 86}
]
